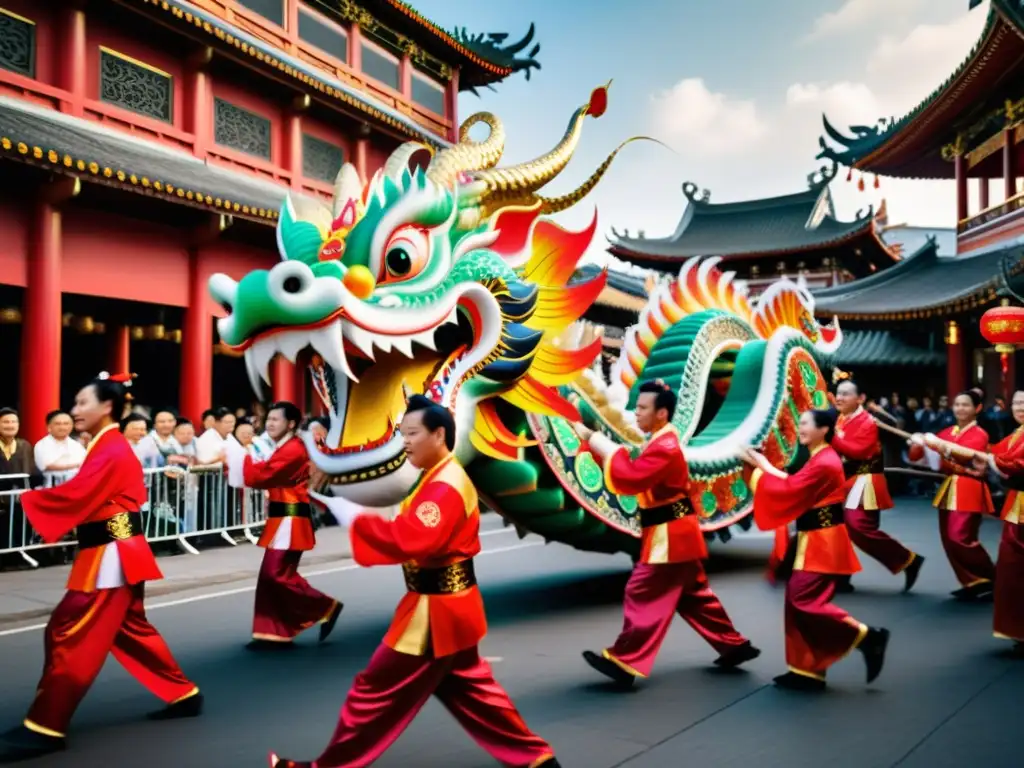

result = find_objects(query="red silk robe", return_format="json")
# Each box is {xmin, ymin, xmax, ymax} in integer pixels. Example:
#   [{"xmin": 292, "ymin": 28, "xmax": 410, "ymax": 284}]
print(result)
[
  {"xmin": 990, "ymin": 427, "xmax": 1024, "ymax": 642},
  {"xmin": 350, "ymin": 454, "xmax": 486, "ymax": 658},
  {"xmin": 752, "ymin": 446, "xmax": 861, "ymax": 576},
  {"xmin": 594, "ymin": 424, "xmax": 706, "ymax": 564},
  {"xmin": 909, "ymin": 423, "xmax": 993, "ymax": 513},
  {"xmin": 243, "ymin": 437, "xmax": 315, "ymax": 551},
  {"xmin": 832, "ymin": 408, "xmax": 893, "ymax": 511},
  {"xmin": 992, "ymin": 427, "xmax": 1024, "ymax": 524},
  {"xmin": 21, "ymin": 424, "xmax": 162, "ymax": 592}
]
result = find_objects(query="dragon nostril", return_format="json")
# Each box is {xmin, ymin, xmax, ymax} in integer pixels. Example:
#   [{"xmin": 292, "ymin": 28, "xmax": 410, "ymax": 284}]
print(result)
[
  {"xmin": 219, "ymin": 301, "xmax": 233, "ymax": 315},
  {"xmin": 283, "ymin": 277, "xmax": 302, "ymax": 294}
]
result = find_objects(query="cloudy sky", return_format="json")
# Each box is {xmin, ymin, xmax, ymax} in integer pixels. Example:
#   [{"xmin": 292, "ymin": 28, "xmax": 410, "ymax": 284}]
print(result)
[{"xmin": 411, "ymin": 0, "xmax": 990, "ymax": 266}]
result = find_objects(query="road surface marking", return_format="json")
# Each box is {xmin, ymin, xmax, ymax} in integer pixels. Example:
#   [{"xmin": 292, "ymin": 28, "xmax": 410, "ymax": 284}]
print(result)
[{"xmin": 0, "ymin": 538, "xmax": 542, "ymax": 638}]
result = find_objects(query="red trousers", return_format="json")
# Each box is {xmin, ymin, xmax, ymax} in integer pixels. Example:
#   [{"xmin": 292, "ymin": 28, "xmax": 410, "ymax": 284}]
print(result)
[
  {"xmin": 939, "ymin": 510, "xmax": 995, "ymax": 588},
  {"xmin": 309, "ymin": 644, "xmax": 554, "ymax": 768},
  {"xmin": 253, "ymin": 549, "xmax": 338, "ymax": 642},
  {"xmin": 995, "ymin": 522, "xmax": 1024, "ymax": 642},
  {"xmin": 844, "ymin": 506, "xmax": 915, "ymax": 574},
  {"xmin": 603, "ymin": 561, "xmax": 747, "ymax": 677},
  {"xmin": 785, "ymin": 571, "xmax": 866, "ymax": 681},
  {"xmin": 25, "ymin": 584, "xmax": 197, "ymax": 737}
]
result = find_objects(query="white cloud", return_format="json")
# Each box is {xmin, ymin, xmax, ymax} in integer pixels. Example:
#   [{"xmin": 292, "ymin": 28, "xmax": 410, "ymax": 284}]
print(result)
[
  {"xmin": 649, "ymin": 78, "xmax": 765, "ymax": 156},
  {"xmin": 804, "ymin": 0, "xmax": 925, "ymax": 42}
]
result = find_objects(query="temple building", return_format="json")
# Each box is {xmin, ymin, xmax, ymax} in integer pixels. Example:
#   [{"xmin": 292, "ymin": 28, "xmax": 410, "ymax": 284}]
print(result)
[
  {"xmin": 0, "ymin": 0, "xmax": 538, "ymax": 440},
  {"xmin": 812, "ymin": 0, "xmax": 1024, "ymax": 402},
  {"xmin": 605, "ymin": 164, "xmax": 902, "ymax": 295}
]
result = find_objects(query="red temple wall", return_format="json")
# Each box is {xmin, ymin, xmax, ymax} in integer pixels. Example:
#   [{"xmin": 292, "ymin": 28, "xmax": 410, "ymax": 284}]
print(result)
[
  {"xmin": 0, "ymin": 202, "xmax": 28, "ymax": 287},
  {"xmin": 207, "ymin": 79, "xmax": 288, "ymax": 183}
]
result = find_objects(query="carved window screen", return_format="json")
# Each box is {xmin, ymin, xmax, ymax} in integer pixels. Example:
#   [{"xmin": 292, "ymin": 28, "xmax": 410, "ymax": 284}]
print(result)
[
  {"xmin": 99, "ymin": 48, "xmax": 173, "ymax": 123},
  {"xmin": 214, "ymin": 98, "xmax": 272, "ymax": 160},
  {"xmin": 302, "ymin": 134, "xmax": 344, "ymax": 183},
  {"xmin": 0, "ymin": 8, "xmax": 35, "ymax": 78},
  {"xmin": 298, "ymin": 6, "xmax": 348, "ymax": 63},
  {"xmin": 236, "ymin": 0, "xmax": 285, "ymax": 27},
  {"xmin": 360, "ymin": 39, "xmax": 399, "ymax": 91},
  {"xmin": 412, "ymin": 71, "xmax": 445, "ymax": 116}
]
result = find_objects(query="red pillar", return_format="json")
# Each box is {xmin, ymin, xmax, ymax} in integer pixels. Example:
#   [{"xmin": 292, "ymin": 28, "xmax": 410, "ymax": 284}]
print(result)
[
  {"xmin": 284, "ymin": 103, "xmax": 304, "ymax": 189},
  {"xmin": 349, "ymin": 24, "xmax": 363, "ymax": 71},
  {"xmin": 56, "ymin": 2, "xmax": 87, "ymax": 116},
  {"xmin": 400, "ymin": 53, "xmax": 412, "ymax": 99},
  {"xmin": 109, "ymin": 325, "xmax": 130, "ymax": 375},
  {"xmin": 19, "ymin": 201, "xmax": 64, "ymax": 443},
  {"xmin": 271, "ymin": 356, "xmax": 296, "ymax": 404},
  {"xmin": 294, "ymin": 362, "xmax": 308, "ymax": 415},
  {"xmin": 946, "ymin": 320, "xmax": 966, "ymax": 398},
  {"xmin": 185, "ymin": 48, "xmax": 213, "ymax": 159},
  {"xmin": 180, "ymin": 249, "xmax": 212, "ymax": 424},
  {"xmin": 355, "ymin": 135, "xmax": 368, "ymax": 184},
  {"xmin": 955, "ymin": 154, "xmax": 969, "ymax": 224},
  {"xmin": 1004, "ymin": 129, "xmax": 1016, "ymax": 201},
  {"xmin": 446, "ymin": 67, "xmax": 460, "ymax": 143}
]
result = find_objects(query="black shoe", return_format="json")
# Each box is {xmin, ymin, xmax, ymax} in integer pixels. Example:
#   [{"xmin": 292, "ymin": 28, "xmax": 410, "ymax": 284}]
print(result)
[
  {"xmin": 582, "ymin": 650, "xmax": 635, "ymax": 688},
  {"xmin": 269, "ymin": 752, "xmax": 310, "ymax": 768},
  {"xmin": 713, "ymin": 641, "xmax": 761, "ymax": 669},
  {"xmin": 319, "ymin": 602, "xmax": 344, "ymax": 643},
  {"xmin": 772, "ymin": 671, "xmax": 825, "ymax": 691},
  {"xmin": 835, "ymin": 577, "xmax": 855, "ymax": 594},
  {"xmin": 903, "ymin": 555, "xmax": 924, "ymax": 592},
  {"xmin": 147, "ymin": 691, "xmax": 203, "ymax": 721},
  {"xmin": 951, "ymin": 581, "xmax": 994, "ymax": 602},
  {"xmin": 0, "ymin": 725, "xmax": 66, "ymax": 763},
  {"xmin": 859, "ymin": 627, "xmax": 890, "ymax": 683},
  {"xmin": 246, "ymin": 639, "xmax": 295, "ymax": 651},
  {"xmin": 1011, "ymin": 642, "xmax": 1024, "ymax": 658},
  {"xmin": 534, "ymin": 759, "xmax": 562, "ymax": 768}
]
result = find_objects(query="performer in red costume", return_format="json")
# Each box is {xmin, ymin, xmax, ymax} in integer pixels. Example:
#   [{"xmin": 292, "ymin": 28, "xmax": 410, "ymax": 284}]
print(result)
[
  {"xmin": 269, "ymin": 395, "xmax": 560, "ymax": 768},
  {"xmin": 832, "ymin": 380, "xmax": 924, "ymax": 593},
  {"xmin": 573, "ymin": 381, "xmax": 758, "ymax": 687},
  {"xmin": 974, "ymin": 389, "xmax": 1024, "ymax": 655},
  {"xmin": 741, "ymin": 409, "xmax": 890, "ymax": 691},
  {"xmin": 242, "ymin": 401, "xmax": 342, "ymax": 649},
  {"xmin": 908, "ymin": 390, "xmax": 995, "ymax": 601},
  {"xmin": 0, "ymin": 373, "xmax": 202, "ymax": 762}
]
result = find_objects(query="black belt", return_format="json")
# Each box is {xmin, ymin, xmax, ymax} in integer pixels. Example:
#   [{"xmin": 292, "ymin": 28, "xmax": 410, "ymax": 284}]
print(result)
[
  {"xmin": 267, "ymin": 501, "xmax": 313, "ymax": 519},
  {"xmin": 402, "ymin": 559, "xmax": 477, "ymax": 595},
  {"xmin": 77, "ymin": 511, "xmax": 144, "ymax": 549},
  {"xmin": 795, "ymin": 503, "xmax": 844, "ymax": 532},
  {"xmin": 640, "ymin": 497, "xmax": 693, "ymax": 528},
  {"xmin": 1004, "ymin": 476, "xmax": 1024, "ymax": 491},
  {"xmin": 842, "ymin": 456, "xmax": 883, "ymax": 479}
]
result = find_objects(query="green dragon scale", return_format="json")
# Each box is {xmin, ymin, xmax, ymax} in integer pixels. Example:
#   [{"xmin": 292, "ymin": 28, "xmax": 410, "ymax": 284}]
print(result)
[{"xmin": 209, "ymin": 85, "xmax": 842, "ymax": 558}]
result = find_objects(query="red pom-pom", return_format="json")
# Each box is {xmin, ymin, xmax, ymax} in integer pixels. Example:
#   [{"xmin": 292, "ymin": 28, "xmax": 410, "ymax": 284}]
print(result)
[
  {"xmin": 874, "ymin": 175, "xmax": 880, "ymax": 189},
  {"xmin": 587, "ymin": 83, "xmax": 609, "ymax": 119},
  {"xmin": 857, "ymin": 177, "xmax": 865, "ymax": 192},
  {"xmin": 846, "ymin": 168, "xmax": 852, "ymax": 182}
]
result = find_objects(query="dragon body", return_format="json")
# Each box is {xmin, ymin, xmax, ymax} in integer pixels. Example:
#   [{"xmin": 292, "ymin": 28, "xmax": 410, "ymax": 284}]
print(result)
[{"xmin": 210, "ymin": 86, "xmax": 842, "ymax": 558}]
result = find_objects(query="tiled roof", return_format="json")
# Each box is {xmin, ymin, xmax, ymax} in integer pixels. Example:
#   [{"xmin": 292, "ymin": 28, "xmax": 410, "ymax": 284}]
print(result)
[{"xmin": 830, "ymin": 331, "xmax": 945, "ymax": 367}]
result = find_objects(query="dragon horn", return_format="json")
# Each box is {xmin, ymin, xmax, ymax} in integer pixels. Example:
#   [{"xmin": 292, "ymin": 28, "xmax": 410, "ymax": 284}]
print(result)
[
  {"xmin": 467, "ymin": 83, "xmax": 611, "ymax": 208},
  {"xmin": 532, "ymin": 136, "xmax": 665, "ymax": 216},
  {"xmin": 425, "ymin": 113, "xmax": 506, "ymax": 187},
  {"xmin": 382, "ymin": 141, "xmax": 434, "ymax": 183},
  {"xmin": 331, "ymin": 163, "xmax": 363, "ymax": 220}
]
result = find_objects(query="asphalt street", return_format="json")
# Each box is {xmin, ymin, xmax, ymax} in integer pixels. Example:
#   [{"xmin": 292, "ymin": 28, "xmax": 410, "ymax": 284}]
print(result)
[{"xmin": 0, "ymin": 500, "xmax": 1019, "ymax": 768}]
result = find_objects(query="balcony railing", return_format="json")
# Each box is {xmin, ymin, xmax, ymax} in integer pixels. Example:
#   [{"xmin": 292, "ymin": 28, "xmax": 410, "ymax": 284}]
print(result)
[{"xmin": 958, "ymin": 190, "xmax": 1024, "ymax": 235}]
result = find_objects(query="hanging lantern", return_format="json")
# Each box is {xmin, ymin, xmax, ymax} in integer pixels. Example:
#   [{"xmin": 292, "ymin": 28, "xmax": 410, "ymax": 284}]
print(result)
[
  {"xmin": 130, "ymin": 326, "xmax": 145, "ymax": 341},
  {"xmin": 846, "ymin": 168, "xmax": 852, "ymax": 182},
  {"xmin": 0, "ymin": 308, "xmax": 21, "ymax": 324},
  {"xmin": 980, "ymin": 304, "xmax": 1024, "ymax": 351},
  {"xmin": 874, "ymin": 175, "xmax": 880, "ymax": 189},
  {"xmin": 74, "ymin": 316, "xmax": 94, "ymax": 334},
  {"xmin": 857, "ymin": 175, "xmax": 865, "ymax": 192}
]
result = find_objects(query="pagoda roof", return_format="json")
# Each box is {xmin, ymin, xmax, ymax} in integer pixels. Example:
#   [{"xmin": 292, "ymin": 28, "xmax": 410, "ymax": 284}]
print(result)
[
  {"xmin": 606, "ymin": 167, "xmax": 900, "ymax": 274},
  {"xmin": 0, "ymin": 96, "xmax": 290, "ymax": 224},
  {"xmin": 363, "ymin": 1, "xmax": 541, "ymax": 92},
  {"xmin": 815, "ymin": 0, "xmax": 1024, "ymax": 179},
  {"xmin": 812, "ymin": 236, "xmax": 1019, "ymax": 321},
  {"xmin": 830, "ymin": 330, "xmax": 945, "ymax": 368}
]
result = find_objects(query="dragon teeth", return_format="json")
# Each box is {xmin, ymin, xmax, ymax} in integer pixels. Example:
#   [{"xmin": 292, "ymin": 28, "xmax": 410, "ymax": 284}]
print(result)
[
  {"xmin": 344, "ymin": 325, "xmax": 376, "ymax": 360},
  {"xmin": 250, "ymin": 338, "xmax": 276, "ymax": 385},
  {"xmin": 311, "ymin": 321, "xmax": 358, "ymax": 382},
  {"xmin": 411, "ymin": 329, "xmax": 437, "ymax": 352},
  {"xmin": 276, "ymin": 331, "xmax": 307, "ymax": 363},
  {"xmin": 392, "ymin": 336, "xmax": 414, "ymax": 358},
  {"xmin": 244, "ymin": 349, "xmax": 266, "ymax": 398}
]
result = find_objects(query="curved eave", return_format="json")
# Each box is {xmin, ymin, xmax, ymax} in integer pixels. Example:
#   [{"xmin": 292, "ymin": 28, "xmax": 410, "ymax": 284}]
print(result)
[
  {"xmin": 373, "ymin": 0, "xmax": 521, "ymax": 84},
  {"xmin": 817, "ymin": 4, "xmax": 1023, "ymax": 178},
  {"xmin": 594, "ymin": 286, "xmax": 648, "ymax": 312},
  {"xmin": 607, "ymin": 216, "xmax": 899, "ymax": 268},
  {"xmin": 817, "ymin": 281, "xmax": 1003, "ymax": 322}
]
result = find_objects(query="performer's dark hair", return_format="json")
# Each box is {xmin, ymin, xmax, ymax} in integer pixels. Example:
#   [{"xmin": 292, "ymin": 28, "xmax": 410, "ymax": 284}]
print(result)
[
  {"xmin": 809, "ymin": 409, "xmax": 837, "ymax": 443},
  {"xmin": 638, "ymin": 381, "xmax": 677, "ymax": 420},
  {"xmin": 232, "ymin": 418, "xmax": 253, "ymax": 437},
  {"xmin": 212, "ymin": 406, "xmax": 234, "ymax": 421},
  {"xmin": 406, "ymin": 395, "xmax": 455, "ymax": 451},
  {"xmin": 152, "ymin": 408, "xmax": 178, "ymax": 422},
  {"xmin": 836, "ymin": 379, "xmax": 862, "ymax": 396},
  {"xmin": 90, "ymin": 379, "xmax": 128, "ymax": 423},
  {"xmin": 45, "ymin": 409, "xmax": 70, "ymax": 424},
  {"xmin": 956, "ymin": 390, "xmax": 983, "ymax": 409},
  {"xmin": 268, "ymin": 401, "xmax": 302, "ymax": 429},
  {"xmin": 201, "ymin": 409, "xmax": 215, "ymax": 421},
  {"xmin": 0, "ymin": 407, "xmax": 16, "ymax": 419},
  {"xmin": 301, "ymin": 416, "xmax": 329, "ymax": 431},
  {"xmin": 120, "ymin": 413, "xmax": 148, "ymax": 432},
  {"xmin": 174, "ymin": 417, "xmax": 194, "ymax": 429}
]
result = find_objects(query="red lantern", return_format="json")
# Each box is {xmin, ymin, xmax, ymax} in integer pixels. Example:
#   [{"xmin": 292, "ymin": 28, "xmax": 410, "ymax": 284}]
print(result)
[{"xmin": 981, "ymin": 305, "xmax": 1024, "ymax": 351}]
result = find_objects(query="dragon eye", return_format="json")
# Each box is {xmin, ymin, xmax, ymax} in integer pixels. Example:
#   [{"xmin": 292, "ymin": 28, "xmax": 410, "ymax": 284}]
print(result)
[{"xmin": 379, "ymin": 226, "xmax": 429, "ymax": 284}]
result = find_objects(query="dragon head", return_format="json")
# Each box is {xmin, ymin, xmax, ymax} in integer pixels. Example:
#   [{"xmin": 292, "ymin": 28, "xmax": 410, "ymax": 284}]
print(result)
[
  {"xmin": 210, "ymin": 85, "xmax": 640, "ymax": 505},
  {"xmin": 752, "ymin": 274, "xmax": 842, "ymax": 354}
]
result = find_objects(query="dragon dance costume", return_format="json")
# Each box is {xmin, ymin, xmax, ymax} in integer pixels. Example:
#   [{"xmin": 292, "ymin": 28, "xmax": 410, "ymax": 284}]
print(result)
[
  {"xmin": 752, "ymin": 444, "xmax": 887, "ymax": 689},
  {"xmin": 242, "ymin": 435, "xmax": 342, "ymax": 647},
  {"xmin": 581, "ymin": 425, "xmax": 756, "ymax": 684},
  {"xmin": 3, "ymin": 424, "xmax": 200, "ymax": 756},
  {"xmin": 271, "ymin": 454, "xmax": 558, "ymax": 768},
  {"xmin": 909, "ymin": 422, "xmax": 995, "ymax": 596},
  {"xmin": 987, "ymin": 427, "xmax": 1024, "ymax": 648},
  {"xmin": 833, "ymin": 408, "xmax": 923, "ymax": 588}
]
